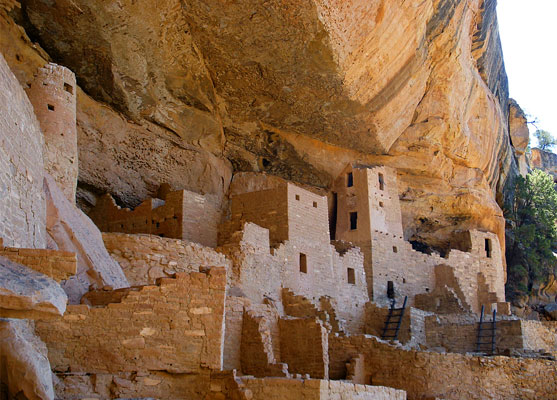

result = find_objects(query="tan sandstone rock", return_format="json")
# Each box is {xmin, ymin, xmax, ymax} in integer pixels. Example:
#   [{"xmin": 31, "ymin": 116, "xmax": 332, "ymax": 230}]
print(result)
[
  {"xmin": 17, "ymin": 0, "xmax": 516, "ymax": 253},
  {"xmin": 44, "ymin": 174, "xmax": 128, "ymax": 303},
  {"xmin": 0, "ymin": 319, "xmax": 55, "ymax": 400},
  {"xmin": 508, "ymin": 99, "xmax": 530, "ymax": 156},
  {"xmin": 530, "ymin": 148, "xmax": 557, "ymax": 181}
]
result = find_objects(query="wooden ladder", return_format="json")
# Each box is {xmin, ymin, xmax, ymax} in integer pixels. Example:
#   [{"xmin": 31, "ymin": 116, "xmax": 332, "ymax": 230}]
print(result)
[
  {"xmin": 381, "ymin": 296, "xmax": 408, "ymax": 341},
  {"xmin": 476, "ymin": 305, "xmax": 497, "ymax": 355}
]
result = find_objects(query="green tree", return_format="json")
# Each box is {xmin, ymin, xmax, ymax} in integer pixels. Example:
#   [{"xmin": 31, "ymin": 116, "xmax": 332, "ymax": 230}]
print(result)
[
  {"xmin": 534, "ymin": 129, "xmax": 556, "ymax": 151},
  {"xmin": 506, "ymin": 169, "xmax": 557, "ymax": 300}
]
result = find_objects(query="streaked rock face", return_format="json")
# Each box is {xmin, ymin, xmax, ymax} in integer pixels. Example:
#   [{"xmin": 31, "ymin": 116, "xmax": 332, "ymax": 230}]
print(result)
[
  {"xmin": 0, "ymin": 319, "xmax": 55, "ymax": 400},
  {"xmin": 508, "ymin": 99, "xmax": 529, "ymax": 156},
  {"xmin": 11, "ymin": 0, "xmax": 517, "ymax": 251},
  {"xmin": 531, "ymin": 148, "xmax": 557, "ymax": 181},
  {"xmin": 44, "ymin": 174, "xmax": 129, "ymax": 303}
]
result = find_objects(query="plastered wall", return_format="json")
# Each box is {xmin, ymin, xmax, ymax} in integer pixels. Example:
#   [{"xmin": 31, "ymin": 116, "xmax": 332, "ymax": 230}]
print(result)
[{"xmin": 26, "ymin": 63, "xmax": 77, "ymax": 202}]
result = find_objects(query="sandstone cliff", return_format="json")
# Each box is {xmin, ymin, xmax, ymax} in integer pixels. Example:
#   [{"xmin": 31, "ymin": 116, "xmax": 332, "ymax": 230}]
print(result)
[
  {"xmin": 1, "ymin": 0, "xmax": 522, "ymax": 253},
  {"xmin": 531, "ymin": 148, "xmax": 557, "ymax": 182}
]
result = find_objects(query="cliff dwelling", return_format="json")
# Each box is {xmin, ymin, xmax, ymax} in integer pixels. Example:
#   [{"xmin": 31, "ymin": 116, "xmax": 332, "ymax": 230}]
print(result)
[{"xmin": 0, "ymin": 1, "xmax": 555, "ymax": 399}]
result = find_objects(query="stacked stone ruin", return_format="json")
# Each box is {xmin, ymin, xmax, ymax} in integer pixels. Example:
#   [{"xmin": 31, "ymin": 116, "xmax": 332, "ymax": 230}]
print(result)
[{"xmin": 0, "ymin": 56, "xmax": 556, "ymax": 400}]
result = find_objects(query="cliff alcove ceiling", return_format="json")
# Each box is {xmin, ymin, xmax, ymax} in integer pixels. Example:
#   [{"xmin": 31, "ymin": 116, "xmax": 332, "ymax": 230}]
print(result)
[{"xmin": 9, "ymin": 0, "xmax": 521, "ymax": 250}]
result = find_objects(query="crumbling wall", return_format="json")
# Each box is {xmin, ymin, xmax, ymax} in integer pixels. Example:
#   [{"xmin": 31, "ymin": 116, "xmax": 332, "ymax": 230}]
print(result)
[
  {"xmin": 329, "ymin": 335, "xmax": 556, "ymax": 400},
  {"xmin": 218, "ymin": 223, "xmax": 283, "ymax": 303},
  {"xmin": 0, "ymin": 243, "xmax": 76, "ymax": 282},
  {"xmin": 241, "ymin": 307, "xmax": 287, "ymax": 377},
  {"xmin": 35, "ymin": 268, "xmax": 226, "ymax": 374},
  {"xmin": 363, "ymin": 303, "xmax": 412, "ymax": 343},
  {"xmin": 90, "ymin": 189, "xmax": 220, "ymax": 247},
  {"xmin": 26, "ymin": 63, "xmax": 77, "ymax": 202},
  {"xmin": 224, "ymin": 296, "xmax": 251, "ymax": 370},
  {"xmin": 237, "ymin": 376, "xmax": 406, "ymax": 400},
  {"xmin": 103, "ymin": 232, "xmax": 229, "ymax": 286},
  {"xmin": 332, "ymin": 165, "xmax": 505, "ymax": 313},
  {"xmin": 0, "ymin": 54, "xmax": 46, "ymax": 248},
  {"xmin": 220, "ymin": 221, "xmax": 369, "ymax": 335},
  {"xmin": 53, "ymin": 370, "xmax": 406, "ymax": 400},
  {"xmin": 279, "ymin": 317, "xmax": 329, "ymax": 379},
  {"xmin": 219, "ymin": 186, "xmax": 289, "ymax": 246}
]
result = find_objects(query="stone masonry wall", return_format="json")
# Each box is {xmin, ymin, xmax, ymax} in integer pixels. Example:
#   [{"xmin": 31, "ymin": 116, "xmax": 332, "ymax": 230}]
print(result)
[
  {"xmin": 90, "ymin": 189, "xmax": 220, "ymax": 247},
  {"xmin": 220, "ymin": 222, "xmax": 369, "ymax": 334},
  {"xmin": 329, "ymin": 335, "xmax": 556, "ymax": 400},
  {"xmin": 224, "ymin": 296, "xmax": 252, "ymax": 370},
  {"xmin": 237, "ymin": 376, "xmax": 406, "ymax": 400},
  {"xmin": 279, "ymin": 317, "xmax": 329, "ymax": 379},
  {"xmin": 53, "ymin": 370, "xmax": 406, "ymax": 400},
  {"xmin": 35, "ymin": 268, "xmax": 226, "ymax": 374},
  {"xmin": 218, "ymin": 222, "xmax": 283, "ymax": 303},
  {"xmin": 0, "ymin": 243, "xmax": 76, "ymax": 282},
  {"xmin": 26, "ymin": 63, "xmax": 77, "ymax": 202},
  {"xmin": 103, "ymin": 232, "xmax": 230, "ymax": 286},
  {"xmin": 332, "ymin": 165, "xmax": 505, "ymax": 313},
  {"xmin": 219, "ymin": 185, "xmax": 289, "ymax": 246},
  {"xmin": 423, "ymin": 316, "xmax": 519, "ymax": 354},
  {"xmin": 219, "ymin": 181, "xmax": 369, "ymax": 334},
  {"xmin": 0, "ymin": 54, "xmax": 46, "ymax": 248}
]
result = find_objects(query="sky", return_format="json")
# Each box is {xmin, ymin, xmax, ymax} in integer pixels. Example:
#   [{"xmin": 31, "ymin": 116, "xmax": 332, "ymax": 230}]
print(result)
[{"xmin": 497, "ymin": 0, "xmax": 557, "ymax": 147}]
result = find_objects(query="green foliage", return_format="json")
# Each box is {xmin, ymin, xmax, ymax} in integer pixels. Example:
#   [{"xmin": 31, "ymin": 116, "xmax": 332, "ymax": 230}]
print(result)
[
  {"xmin": 506, "ymin": 169, "xmax": 557, "ymax": 300},
  {"xmin": 534, "ymin": 129, "xmax": 556, "ymax": 151}
]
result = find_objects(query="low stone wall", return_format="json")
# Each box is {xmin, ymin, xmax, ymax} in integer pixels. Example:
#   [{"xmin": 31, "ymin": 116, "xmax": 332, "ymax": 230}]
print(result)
[
  {"xmin": 424, "ymin": 317, "xmax": 557, "ymax": 354},
  {"xmin": 103, "ymin": 233, "xmax": 230, "ymax": 286},
  {"xmin": 53, "ymin": 371, "xmax": 406, "ymax": 400},
  {"xmin": 35, "ymin": 268, "xmax": 226, "ymax": 374},
  {"xmin": 0, "ymin": 244, "xmax": 76, "ymax": 282},
  {"xmin": 329, "ymin": 335, "xmax": 557, "ymax": 400},
  {"xmin": 237, "ymin": 377, "xmax": 406, "ymax": 400},
  {"xmin": 364, "ymin": 303, "xmax": 412, "ymax": 343}
]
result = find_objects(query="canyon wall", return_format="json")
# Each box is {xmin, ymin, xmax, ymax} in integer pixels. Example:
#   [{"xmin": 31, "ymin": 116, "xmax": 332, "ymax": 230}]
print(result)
[{"xmin": 2, "ymin": 0, "xmax": 521, "ymax": 253}]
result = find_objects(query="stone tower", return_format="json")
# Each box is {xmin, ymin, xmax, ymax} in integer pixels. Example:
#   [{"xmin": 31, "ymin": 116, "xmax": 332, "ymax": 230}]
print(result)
[
  {"xmin": 26, "ymin": 63, "xmax": 77, "ymax": 202},
  {"xmin": 332, "ymin": 164, "xmax": 403, "ymax": 299}
]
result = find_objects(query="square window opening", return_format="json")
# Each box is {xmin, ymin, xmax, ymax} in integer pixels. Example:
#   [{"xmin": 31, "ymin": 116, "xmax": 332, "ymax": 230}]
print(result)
[
  {"xmin": 350, "ymin": 212, "xmax": 358, "ymax": 230},
  {"xmin": 63, "ymin": 82, "xmax": 74, "ymax": 95},
  {"xmin": 47, "ymin": 104, "xmax": 55, "ymax": 111},
  {"xmin": 299, "ymin": 253, "xmax": 307, "ymax": 273},
  {"xmin": 295, "ymin": 194, "xmax": 300, "ymax": 201},
  {"xmin": 379, "ymin": 201, "xmax": 384, "ymax": 208},
  {"xmin": 347, "ymin": 172, "xmax": 354, "ymax": 187},
  {"xmin": 313, "ymin": 201, "xmax": 317, "ymax": 208},
  {"xmin": 393, "ymin": 246, "xmax": 398, "ymax": 253},
  {"xmin": 347, "ymin": 268, "xmax": 355, "ymax": 284}
]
